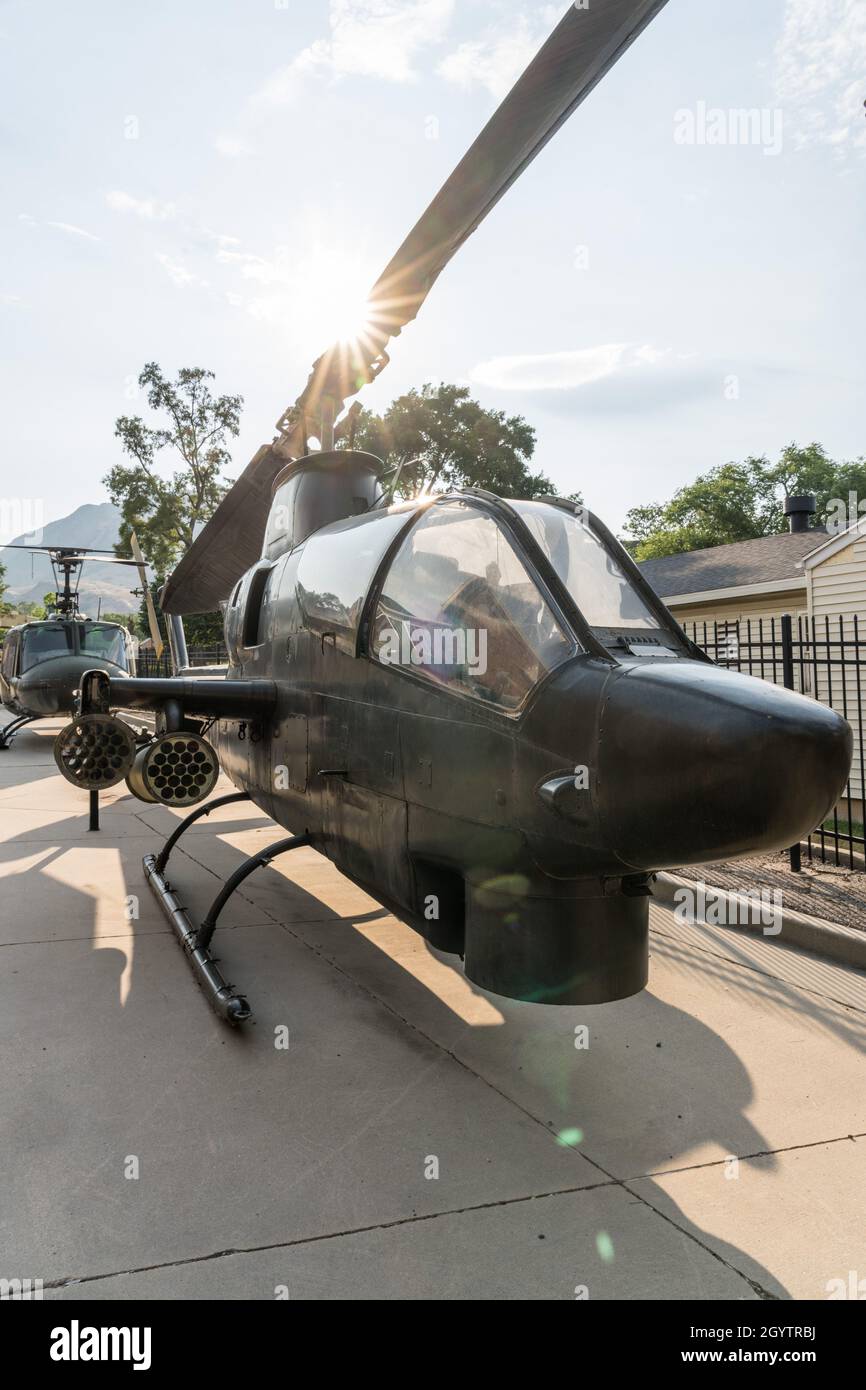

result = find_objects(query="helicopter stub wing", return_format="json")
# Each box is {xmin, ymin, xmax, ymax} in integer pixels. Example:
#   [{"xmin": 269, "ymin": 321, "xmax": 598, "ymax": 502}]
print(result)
[{"xmin": 161, "ymin": 0, "xmax": 670, "ymax": 616}]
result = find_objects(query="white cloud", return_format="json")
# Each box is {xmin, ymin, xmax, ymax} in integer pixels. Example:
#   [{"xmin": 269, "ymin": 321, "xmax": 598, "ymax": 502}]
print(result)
[
  {"xmin": 45, "ymin": 221, "xmax": 101, "ymax": 242},
  {"xmin": 155, "ymin": 253, "xmax": 210, "ymax": 290},
  {"xmin": 438, "ymin": 6, "xmax": 561, "ymax": 100},
  {"xmin": 214, "ymin": 246, "xmax": 285, "ymax": 285},
  {"xmin": 0, "ymin": 292, "xmax": 22, "ymax": 306},
  {"xmin": 200, "ymin": 227, "xmax": 242, "ymax": 250},
  {"xmin": 471, "ymin": 343, "xmax": 671, "ymax": 391},
  {"xmin": 106, "ymin": 190, "xmax": 176, "ymax": 220},
  {"xmin": 17, "ymin": 213, "xmax": 100, "ymax": 242},
  {"xmin": 256, "ymin": 0, "xmax": 454, "ymax": 104},
  {"xmin": 774, "ymin": 0, "xmax": 866, "ymax": 158}
]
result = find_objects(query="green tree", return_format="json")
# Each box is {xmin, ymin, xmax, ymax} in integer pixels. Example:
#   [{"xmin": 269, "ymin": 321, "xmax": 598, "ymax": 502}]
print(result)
[
  {"xmin": 0, "ymin": 559, "xmax": 9, "ymax": 616},
  {"xmin": 105, "ymin": 363, "xmax": 242, "ymax": 654},
  {"xmin": 102, "ymin": 611, "xmax": 139, "ymax": 635},
  {"xmin": 105, "ymin": 363, "xmax": 243, "ymax": 576},
  {"xmin": 132, "ymin": 583, "xmax": 223, "ymax": 654},
  {"xmin": 183, "ymin": 612, "xmax": 226, "ymax": 647},
  {"xmin": 347, "ymin": 383, "xmax": 562, "ymax": 500},
  {"xmin": 626, "ymin": 443, "xmax": 866, "ymax": 560}
]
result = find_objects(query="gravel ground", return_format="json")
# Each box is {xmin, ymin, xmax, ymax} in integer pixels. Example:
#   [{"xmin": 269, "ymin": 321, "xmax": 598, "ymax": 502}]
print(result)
[{"xmin": 673, "ymin": 849, "xmax": 866, "ymax": 933}]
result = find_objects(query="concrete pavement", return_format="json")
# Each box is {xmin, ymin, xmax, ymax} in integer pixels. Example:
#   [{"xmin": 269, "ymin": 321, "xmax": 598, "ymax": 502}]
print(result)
[{"xmin": 2, "ymin": 716, "xmax": 866, "ymax": 1300}]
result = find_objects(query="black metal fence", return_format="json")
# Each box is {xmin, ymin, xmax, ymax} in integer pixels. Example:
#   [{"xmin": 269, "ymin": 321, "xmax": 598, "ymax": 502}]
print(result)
[
  {"xmin": 682, "ymin": 614, "xmax": 865, "ymax": 870},
  {"xmin": 135, "ymin": 646, "xmax": 227, "ymax": 678}
]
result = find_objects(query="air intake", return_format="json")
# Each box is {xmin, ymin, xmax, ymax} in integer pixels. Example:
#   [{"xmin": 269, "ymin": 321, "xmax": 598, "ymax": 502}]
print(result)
[{"xmin": 262, "ymin": 451, "xmax": 384, "ymax": 561}]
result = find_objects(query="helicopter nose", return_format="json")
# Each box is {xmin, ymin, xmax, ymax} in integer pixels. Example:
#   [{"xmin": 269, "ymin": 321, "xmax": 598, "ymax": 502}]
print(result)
[
  {"xmin": 17, "ymin": 657, "xmax": 118, "ymax": 716},
  {"xmin": 597, "ymin": 660, "xmax": 852, "ymax": 871}
]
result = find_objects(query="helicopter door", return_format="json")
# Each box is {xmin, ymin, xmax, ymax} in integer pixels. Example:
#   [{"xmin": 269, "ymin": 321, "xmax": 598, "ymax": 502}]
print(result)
[
  {"xmin": 312, "ymin": 672, "xmax": 412, "ymax": 911},
  {"xmin": 270, "ymin": 550, "xmax": 310, "ymax": 801},
  {"xmin": 365, "ymin": 499, "xmax": 576, "ymax": 882},
  {"xmin": 218, "ymin": 561, "xmax": 279, "ymax": 804},
  {"xmin": 1, "ymin": 630, "xmax": 20, "ymax": 699},
  {"xmin": 298, "ymin": 515, "xmax": 415, "ymax": 910}
]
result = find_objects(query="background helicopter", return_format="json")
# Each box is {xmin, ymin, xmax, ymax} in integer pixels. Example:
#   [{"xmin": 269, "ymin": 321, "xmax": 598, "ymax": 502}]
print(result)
[
  {"xmin": 0, "ymin": 535, "xmax": 161, "ymax": 748},
  {"xmin": 54, "ymin": 0, "xmax": 852, "ymax": 1025}
]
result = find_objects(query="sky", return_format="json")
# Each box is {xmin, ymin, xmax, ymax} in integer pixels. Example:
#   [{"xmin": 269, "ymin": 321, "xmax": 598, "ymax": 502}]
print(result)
[{"xmin": 1, "ymin": 0, "xmax": 864, "ymax": 540}]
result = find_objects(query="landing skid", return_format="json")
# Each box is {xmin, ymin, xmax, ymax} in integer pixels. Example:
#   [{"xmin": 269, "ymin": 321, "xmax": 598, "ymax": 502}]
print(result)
[
  {"xmin": 142, "ymin": 790, "xmax": 310, "ymax": 1024},
  {"xmin": 0, "ymin": 714, "xmax": 39, "ymax": 749}
]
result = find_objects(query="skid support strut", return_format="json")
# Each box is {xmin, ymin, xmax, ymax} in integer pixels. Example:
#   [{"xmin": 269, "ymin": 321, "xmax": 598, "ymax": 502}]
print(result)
[
  {"xmin": 143, "ymin": 791, "xmax": 310, "ymax": 1024},
  {"xmin": 0, "ymin": 714, "xmax": 39, "ymax": 749}
]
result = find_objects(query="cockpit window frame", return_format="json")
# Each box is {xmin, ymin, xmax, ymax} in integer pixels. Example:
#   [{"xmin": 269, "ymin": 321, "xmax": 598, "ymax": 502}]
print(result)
[
  {"xmin": 297, "ymin": 501, "xmax": 425, "ymax": 656},
  {"xmin": 1, "ymin": 629, "xmax": 20, "ymax": 681},
  {"xmin": 76, "ymin": 621, "xmax": 135, "ymax": 670},
  {"xmin": 528, "ymin": 498, "xmax": 708, "ymax": 663},
  {"xmin": 358, "ymin": 493, "xmax": 583, "ymax": 721},
  {"xmin": 19, "ymin": 623, "xmax": 74, "ymax": 671}
]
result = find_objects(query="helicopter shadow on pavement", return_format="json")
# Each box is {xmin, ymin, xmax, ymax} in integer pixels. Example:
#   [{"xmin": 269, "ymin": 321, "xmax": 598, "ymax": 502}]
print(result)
[
  {"xmin": 5, "ymin": 793, "xmax": 863, "ymax": 1297},
  {"xmin": 119, "ymin": 800, "xmax": 815, "ymax": 1300}
]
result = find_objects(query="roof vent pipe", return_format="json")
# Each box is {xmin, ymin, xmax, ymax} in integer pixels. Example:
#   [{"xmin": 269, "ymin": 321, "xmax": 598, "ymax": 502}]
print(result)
[{"xmin": 783, "ymin": 494, "xmax": 816, "ymax": 533}]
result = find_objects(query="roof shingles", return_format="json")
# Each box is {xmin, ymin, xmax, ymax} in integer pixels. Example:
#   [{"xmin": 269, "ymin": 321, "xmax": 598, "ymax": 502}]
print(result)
[{"xmin": 636, "ymin": 529, "xmax": 826, "ymax": 599}]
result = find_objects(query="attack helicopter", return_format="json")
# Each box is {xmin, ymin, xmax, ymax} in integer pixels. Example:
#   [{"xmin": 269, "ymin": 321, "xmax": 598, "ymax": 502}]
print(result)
[
  {"xmin": 54, "ymin": 0, "xmax": 852, "ymax": 1024},
  {"xmin": 0, "ymin": 540, "xmax": 160, "ymax": 748}
]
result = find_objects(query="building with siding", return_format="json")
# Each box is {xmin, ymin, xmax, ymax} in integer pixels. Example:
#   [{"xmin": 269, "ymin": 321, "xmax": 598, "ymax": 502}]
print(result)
[{"xmin": 802, "ymin": 520, "xmax": 866, "ymax": 810}]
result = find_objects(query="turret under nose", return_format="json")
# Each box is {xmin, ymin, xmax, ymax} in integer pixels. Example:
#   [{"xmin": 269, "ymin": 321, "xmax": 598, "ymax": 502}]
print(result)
[{"xmin": 597, "ymin": 659, "xmax": 852, "ymax": 871}]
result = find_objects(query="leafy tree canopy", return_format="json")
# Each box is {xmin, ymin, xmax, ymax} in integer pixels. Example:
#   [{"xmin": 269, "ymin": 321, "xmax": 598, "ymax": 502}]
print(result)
[
  {"xmin": 105, "ymin": 362, "xmax": 243, "ymax": 651},
  {"xmin": 105, "ymin": 363, "xmax": 243, "ymax": 577},
  {"xmin": 626, "ymin": 444, "xmax": 866, "ymax": 560},
  {"xmin": 346, "ymin": 383, "xmax": 568, "ymax": 501},
  {"xmin": 106, "ymin": 374, "xmax": 576, "ymax": 652},
  {"xmin": 102, "ymin": 611, "xmax": 139, "ymax": 634}
]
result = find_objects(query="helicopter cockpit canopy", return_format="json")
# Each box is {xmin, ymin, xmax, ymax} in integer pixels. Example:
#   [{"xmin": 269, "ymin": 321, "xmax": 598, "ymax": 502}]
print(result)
[
  {"xmin": 511, "ymin": 500, "xmax": 687, "ymax": 658},
  {"xmin": 18, "ymin": 620, "xmax": 134, "ymax": 673},
  {"xmin": 19, "ymin": 624, "xmax": 72, "ymax": 670},
  {"xmin": 367, "ymin": 499, "xmax": 575, "ymax": 711},
  {"xmin": 291, "ymin": 491, "xmax": 687, "ymax": 712},
  {"xmin": 296, "ymin": 503, "xmax": 418, "ymax": 654},
  {"xmin": 511, "ymin": 502, "xmax": 656, "ymax": 629},
  {"xmin": 76, "ymin": 622, "xmax": 135, "ymax": 667}
]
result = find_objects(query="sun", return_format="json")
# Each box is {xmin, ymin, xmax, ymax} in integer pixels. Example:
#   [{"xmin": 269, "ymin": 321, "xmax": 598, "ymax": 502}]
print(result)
[{"xmin": 292, "ymin": 245, "xmax": 378, "ymax": 351}]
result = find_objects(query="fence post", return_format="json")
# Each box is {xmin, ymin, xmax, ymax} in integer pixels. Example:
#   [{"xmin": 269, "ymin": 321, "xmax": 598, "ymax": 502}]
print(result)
[{"xmin": 781, "ymin": 613, "xmax": 802, "ymax": 873}]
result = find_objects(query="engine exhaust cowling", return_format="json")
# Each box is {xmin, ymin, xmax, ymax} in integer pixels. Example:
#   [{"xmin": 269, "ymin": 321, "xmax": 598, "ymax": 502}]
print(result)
[
  {"xmin": 126, "ymin": 733, "xmax": 219, "ymax": 806},
  {"xmin": 54, "ymin": 714, "xmax": 137, "ymax": 790}
]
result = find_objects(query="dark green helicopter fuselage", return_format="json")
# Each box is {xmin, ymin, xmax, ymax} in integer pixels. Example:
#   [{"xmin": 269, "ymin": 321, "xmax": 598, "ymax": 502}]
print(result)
[
  {"xmin": 1, "ymin": 618, "xmax": 134, "ymax": 718},
  {"xmin": 199, "ymin": 489, "xmax": 851, "ymax": 1005}
]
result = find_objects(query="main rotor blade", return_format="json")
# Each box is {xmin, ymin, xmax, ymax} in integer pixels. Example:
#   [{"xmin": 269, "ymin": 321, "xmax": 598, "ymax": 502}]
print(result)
[
  {"xmin": 63, "ymin": 547, "xmax": 140, "ymax": 558},
  {"xmin": 162, "ymin": 0, "xmax": 669, "ymax": 615},
  {"xmin": 130, "ymin": 531, "xmax": 164, "ymax": 660},
  {"xmin": 286, "ymin": 0, "xmax": 670, "ymax": 432},
  {"xmin": 0, "ymin": 545, "xmax": 134, "ymax": 556},
  {"xmin": 0, "ymin": 545, "xmax": 137, "ymax": 564}
]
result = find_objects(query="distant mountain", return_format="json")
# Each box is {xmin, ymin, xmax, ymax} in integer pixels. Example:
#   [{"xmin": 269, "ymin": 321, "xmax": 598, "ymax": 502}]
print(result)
[{"xmin": 0, "ymin": 502, "xmax": 138, "ymax": 615}]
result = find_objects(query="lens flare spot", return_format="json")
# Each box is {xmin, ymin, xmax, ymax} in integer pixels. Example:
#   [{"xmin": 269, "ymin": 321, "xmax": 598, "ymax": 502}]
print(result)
[
  {"xmin": 556, "ymin": 1127, "xmax": 584, "ymax": 1147},
  {"xmin": 596, "ymin": 1231, "xmax": 615, "ymax": 1263}
]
